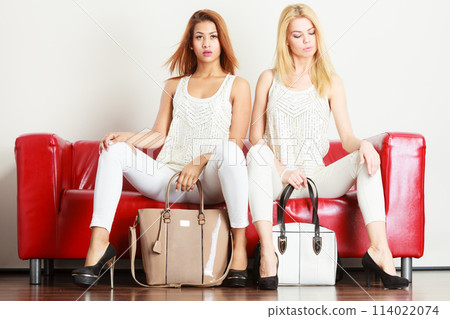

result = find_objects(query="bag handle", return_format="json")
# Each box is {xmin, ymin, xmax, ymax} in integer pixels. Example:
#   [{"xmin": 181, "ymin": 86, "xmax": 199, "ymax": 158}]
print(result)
[
  {"xmin": 128, "ymin": 221, "xmax": 181, "ymax": 288},
  {"xmin": 277, "ymin": 177, "xmax": 322, "ymax": 255},
  {"xmin": 128, "ymin": 220, "xmax": 234, "ymax": 288},
  {"xmin": 152, "ymin": 173, "xmax": 206, "ymax": 255},
  {"xmin": 163, "ymin": 172, "xmax": 205, "ymax": 225}
]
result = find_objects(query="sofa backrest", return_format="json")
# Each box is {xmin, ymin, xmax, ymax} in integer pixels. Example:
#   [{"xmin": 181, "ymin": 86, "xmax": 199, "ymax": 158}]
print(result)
[
  {"xmin": 72, "ymin": 141, "xmax": 100, "ymax": 190},
  {"xmin": 72, "ymin": 141, "xmax": 162, "ymax": 191},
  {"xmin": 72, "ymin": 140, "xmax": 347, "ymax": 191},
  {"xmin": 324, "ymin": 140, "xmax": 349, "ymax": 165}
]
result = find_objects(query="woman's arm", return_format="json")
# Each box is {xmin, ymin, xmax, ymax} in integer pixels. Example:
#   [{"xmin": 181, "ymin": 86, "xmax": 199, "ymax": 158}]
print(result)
[
  {"xmin": 249, "ymin": 70, "xmax": 282, "ymax": 171},
  {"xmin": 249, "ymin": 70, "xmax": 271, "ymax": 146},
  {"xmin": 150, "ymin": 79, "xmax": 176, "ymax": 138},
  {"xmin": 229, "ymin": 76, "xmax": 252, "ymax": 149},
  {"xmin": 249, "ymin": 69, "xmax": 307, "ymax": 189},
  {"xmin": 329, "ymin": 74, "xmax": 380, "ymax": 176},
  {"xmin": 100, "ymin": 79, "xmax": 176, "ymax": 154},
  {"xmin": 131, "ymin": 79, "xmax": 176, "ymax": 149}
]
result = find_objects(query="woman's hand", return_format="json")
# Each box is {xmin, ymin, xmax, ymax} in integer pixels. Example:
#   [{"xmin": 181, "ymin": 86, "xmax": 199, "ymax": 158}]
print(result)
[
  {"xmin": 99, "ymin": 132, "xmax": 136, "ymax": 155},
  {"xmin": 176, "ymin": 161, "xmax": 205, "ymax": 192},
  {"xmin": 359, "ymin": 140, "xmax": 380, "ymax": 176},
  {"xmin": 282, "ymin": 169, "xmax": 308, "ymax": 190},
  {"xmin": 99, "ymin": 132, "xmax": 120, "ymax": 154}
]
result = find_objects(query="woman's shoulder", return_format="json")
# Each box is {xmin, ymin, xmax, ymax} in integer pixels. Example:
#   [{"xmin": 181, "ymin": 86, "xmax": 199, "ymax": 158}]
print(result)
[
  {"xmin": 230, "ymin": 75, "xmax": 250, "ymax": 94},
  {"xmin": 328, "ymin": 73, "xmax": 345, "ymax": 99},
  {"xmin": 330, "ymin": 73, "xmax": 343, "ymax": 85},
  {"xmin": 255, "ymin": 69, "xmax": 275, "ymax": 92},
  {"xmin": 164, "ymin": 77, "xmax": 183, "ymax": 95},
  {"xmin": 259, "ymin": 69, "xmax": 275, "ymax": 82}
]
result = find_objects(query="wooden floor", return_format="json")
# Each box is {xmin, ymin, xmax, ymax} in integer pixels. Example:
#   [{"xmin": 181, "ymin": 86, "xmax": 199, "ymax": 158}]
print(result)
[{"xmin": 0, "ymin": 269, "xmax": 449, "ymax": 301}]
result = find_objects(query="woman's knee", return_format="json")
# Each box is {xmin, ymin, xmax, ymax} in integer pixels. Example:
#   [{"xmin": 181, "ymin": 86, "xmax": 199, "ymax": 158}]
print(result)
[
  {"xmin": 102, "ymin": 141, "xmax": 128, "ymax": 155},
  {"xmin": 246, "ymin": 143, "xmax": 274, "ymax": 169},
  {"xmin": 350, "ymin": 150, "xmax": 365, "ymax": 177},
  {"xmin": 100, "ymin": 141, "xmax": 134, "ymax": 164},
  {"xmin": 213, "ymin": 140, "xmax": 245, "ymax": 167}
]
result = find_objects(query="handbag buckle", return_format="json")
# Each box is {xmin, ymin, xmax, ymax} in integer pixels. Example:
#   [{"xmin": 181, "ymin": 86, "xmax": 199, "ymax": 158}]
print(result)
[
  {"xmin": 278, "ymin": 236, "xmax": 287, "ymax": 255},
  {"xmin": 198, "ymin": 213, "xmax": 205, "ymax": 225},
  {"xmin": 163, "ymin": 209, "xmax": 171, "ymax": 223},
  {"xmin": 313, "ymin": 236, "xmax": 322, "ymax": 255}
]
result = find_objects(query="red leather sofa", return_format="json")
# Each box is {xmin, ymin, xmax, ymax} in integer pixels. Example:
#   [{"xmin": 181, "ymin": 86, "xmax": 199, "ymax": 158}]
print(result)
[{"xmin": 15, "ymin": 132, "xmax": 425, "ymax": 285}]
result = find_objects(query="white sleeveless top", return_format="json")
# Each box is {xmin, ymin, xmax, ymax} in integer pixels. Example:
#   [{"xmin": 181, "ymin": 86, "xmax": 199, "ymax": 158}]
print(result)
[
  {"xmin": 156, "ymin": 74, "xmax": 236, "ymax": 171},
  {"xmin": 264, "ymin": 74, "xmax": 331, "ymax": 177}
]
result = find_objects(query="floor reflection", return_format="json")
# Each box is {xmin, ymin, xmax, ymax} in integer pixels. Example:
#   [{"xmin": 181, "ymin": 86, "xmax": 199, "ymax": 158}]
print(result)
[{"xmin": 1, "ymin": 270, "xmax": 448, "ymax": 301}]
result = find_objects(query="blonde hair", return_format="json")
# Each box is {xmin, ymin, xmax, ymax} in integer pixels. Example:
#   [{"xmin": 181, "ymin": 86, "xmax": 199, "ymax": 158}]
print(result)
[{"xmin": 275, "ymin": 4, "xmax": 335, "ymax": 97}]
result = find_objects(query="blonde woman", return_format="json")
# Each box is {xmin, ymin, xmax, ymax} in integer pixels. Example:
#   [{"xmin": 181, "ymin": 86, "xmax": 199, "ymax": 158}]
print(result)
[{"xmin": 247, "ymin": 4, "xmax": 409, "ymax": 290}]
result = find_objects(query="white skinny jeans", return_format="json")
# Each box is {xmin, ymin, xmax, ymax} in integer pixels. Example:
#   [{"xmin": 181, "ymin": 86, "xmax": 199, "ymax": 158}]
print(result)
[
  {"xmin": 247, "ymin": 144, "xmax": 385, "ymax": 226},
  {"xmin": 90, "ymin": 141, "xmax": 249, "ymax": 233}
]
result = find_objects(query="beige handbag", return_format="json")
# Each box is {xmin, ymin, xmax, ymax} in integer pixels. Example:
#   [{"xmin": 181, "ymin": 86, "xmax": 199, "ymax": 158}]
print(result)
[{"xmin": 129, "ymin": 172, "xmax": 232, "ymax": 287}]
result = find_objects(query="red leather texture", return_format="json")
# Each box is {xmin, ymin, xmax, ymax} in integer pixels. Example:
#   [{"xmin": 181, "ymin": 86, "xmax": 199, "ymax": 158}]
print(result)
[
  {"xmin": 15, "ymin": 134, "xmax": 72, "ymax": 259},
  {"xmin": 15, "ymin": 133, "xmax": 425, "ymax": 261}
]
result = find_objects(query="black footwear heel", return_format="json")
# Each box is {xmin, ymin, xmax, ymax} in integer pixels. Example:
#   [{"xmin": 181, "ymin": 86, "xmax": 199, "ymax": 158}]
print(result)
[
  {"xmin": 361, "ymin": 251, "xmax": 409, "ymax": 289},
  {"xmin": 254, "ymin": 242, "xmax": 278, "ymax": 290},
  {"xmin": 72, "ymin": 243, "xmax": 117, "ymax": 289},
  {"xmin": 108, "ymin": 256, "xmax": 116, "ymax": 289},
  {"xmin": 365, "ymin": 268, "xmax": 371, "ymax": 288}
]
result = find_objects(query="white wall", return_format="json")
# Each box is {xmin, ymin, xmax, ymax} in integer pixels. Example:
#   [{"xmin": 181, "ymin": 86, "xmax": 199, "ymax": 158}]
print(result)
[{"xmin": 1, "ymin": 0, "xmax": 449, "ymax": 269}]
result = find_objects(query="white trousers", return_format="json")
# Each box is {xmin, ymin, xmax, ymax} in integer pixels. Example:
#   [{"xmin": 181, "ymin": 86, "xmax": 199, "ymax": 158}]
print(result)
[
  {"xmin": 247, "ymin": 144, "xmax": 386, "ymax": 226},
  {"xmin": 90, "ymin": 141, "xmax": 249, "ymax": 233}
]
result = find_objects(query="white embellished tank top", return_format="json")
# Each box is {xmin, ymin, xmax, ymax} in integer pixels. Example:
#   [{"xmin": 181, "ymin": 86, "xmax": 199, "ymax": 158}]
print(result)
[
  {"xmin": 156, "ymin": 74, "xmax": 236, "ymax": 171},
  {"xmin": 264, "ymin": 73, "xmax": 331, "ymax": 177}
]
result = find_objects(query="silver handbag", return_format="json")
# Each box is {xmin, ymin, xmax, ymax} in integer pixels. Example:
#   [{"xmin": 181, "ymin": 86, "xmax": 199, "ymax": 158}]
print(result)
[{"xmin": 272, "ymin": 178, "xmax": 341, "ymax": 285}]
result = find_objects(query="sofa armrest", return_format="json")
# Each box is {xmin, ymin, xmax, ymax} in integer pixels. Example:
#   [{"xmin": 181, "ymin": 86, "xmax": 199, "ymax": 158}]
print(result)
[
  {"xmin": 15, "ymin": 133, "xmax": 73, "ymax": 259},
  {"xmin": 367, "ymin": 132, "xmax": 426, "ymax": 257}
]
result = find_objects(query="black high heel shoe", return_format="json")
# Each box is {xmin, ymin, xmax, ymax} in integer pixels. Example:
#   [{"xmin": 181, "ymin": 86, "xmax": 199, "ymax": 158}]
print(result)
[
  {"xmin": 361, "ymin": 251, "xmax": 409, "ymax": 289},
  {"xmin": 222, "ymin": 269, "xmax": 248, "ymax": 287},
  {"xmin": 72, "ymin": 243, "xmax": 117, "ymax": 289},
  {"xmin": 254, "ymin": 242, "xmax": 279, "ymax": 290}
]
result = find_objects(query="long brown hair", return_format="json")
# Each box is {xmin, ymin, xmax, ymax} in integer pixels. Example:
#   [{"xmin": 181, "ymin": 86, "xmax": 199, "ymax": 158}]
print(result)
[{"xmin": 166, "ymin": 10, "xmax": 238, "ymax": 77}]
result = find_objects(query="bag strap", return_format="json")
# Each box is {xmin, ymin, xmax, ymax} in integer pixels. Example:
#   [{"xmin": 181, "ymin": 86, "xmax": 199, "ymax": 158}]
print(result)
[
  {"xmin": 306, "ymin": 179, "xmax": 322, "ymax": 255},
  {"xmin": 128, "ymin": 221, "xmax": 181, "ymax": 288},
  {"xmin": 163, "ymin": 172, "xmax": 206, "ymax": 225},
  {"xmin": 276, "ymin": 184, "xmax": 294, "ymax": 254},
  {"xmin": 128, "ymin": 218, "xmax": 234, "ymax": 288},
  {"xmin": 277, "ymin": 177, "xmax": 322, "ymax": 255}
]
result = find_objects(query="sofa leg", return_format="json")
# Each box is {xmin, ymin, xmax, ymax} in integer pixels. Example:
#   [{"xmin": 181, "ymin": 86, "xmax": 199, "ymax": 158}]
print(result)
[
  {"xmin": 30, "ymin": 259, "xmax": 42, "ymax": 285},
  {"xmin": 401, "ymin": 257, "xmax": 412, "ymax": 283},
  {"xmin": 44, "ymin": 259, "xmax": 54, "ymax": 276}
]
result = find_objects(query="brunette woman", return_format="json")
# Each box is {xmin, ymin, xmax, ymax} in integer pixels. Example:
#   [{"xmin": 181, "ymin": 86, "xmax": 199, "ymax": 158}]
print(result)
[{"xmin": 72, "ymin": 9, "xmax": 251, "ymax": 288}]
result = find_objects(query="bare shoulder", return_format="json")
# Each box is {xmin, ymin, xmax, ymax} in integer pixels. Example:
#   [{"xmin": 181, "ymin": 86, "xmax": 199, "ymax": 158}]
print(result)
[
  {"xmin": 245, "ymin": 69, "xmax": 272, "ymax": 100},
  {"xmin": 231, "ymin": 76, "xmax": 250, "ymax": 94},
  {"xmin": 328, "ymin": 73, "xmax": 345, "ymax": 99},
  {"xmin": 254, "ymin": 69, "xmax": 275, "ymax": 93},
  {"xmin": 259, "ymin": 69, "xmax": 275, "ymax": 84},
  {"xmin": 163, "ymin": 77, "xmax": 182, "ymax": 96},
  {"xmin": 331, "ymin": 73, "xmax": 344, "ymax": 86},
  {"xmin": 331, "ymin": 73, "xmax": 344, "ymax": 88}
]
